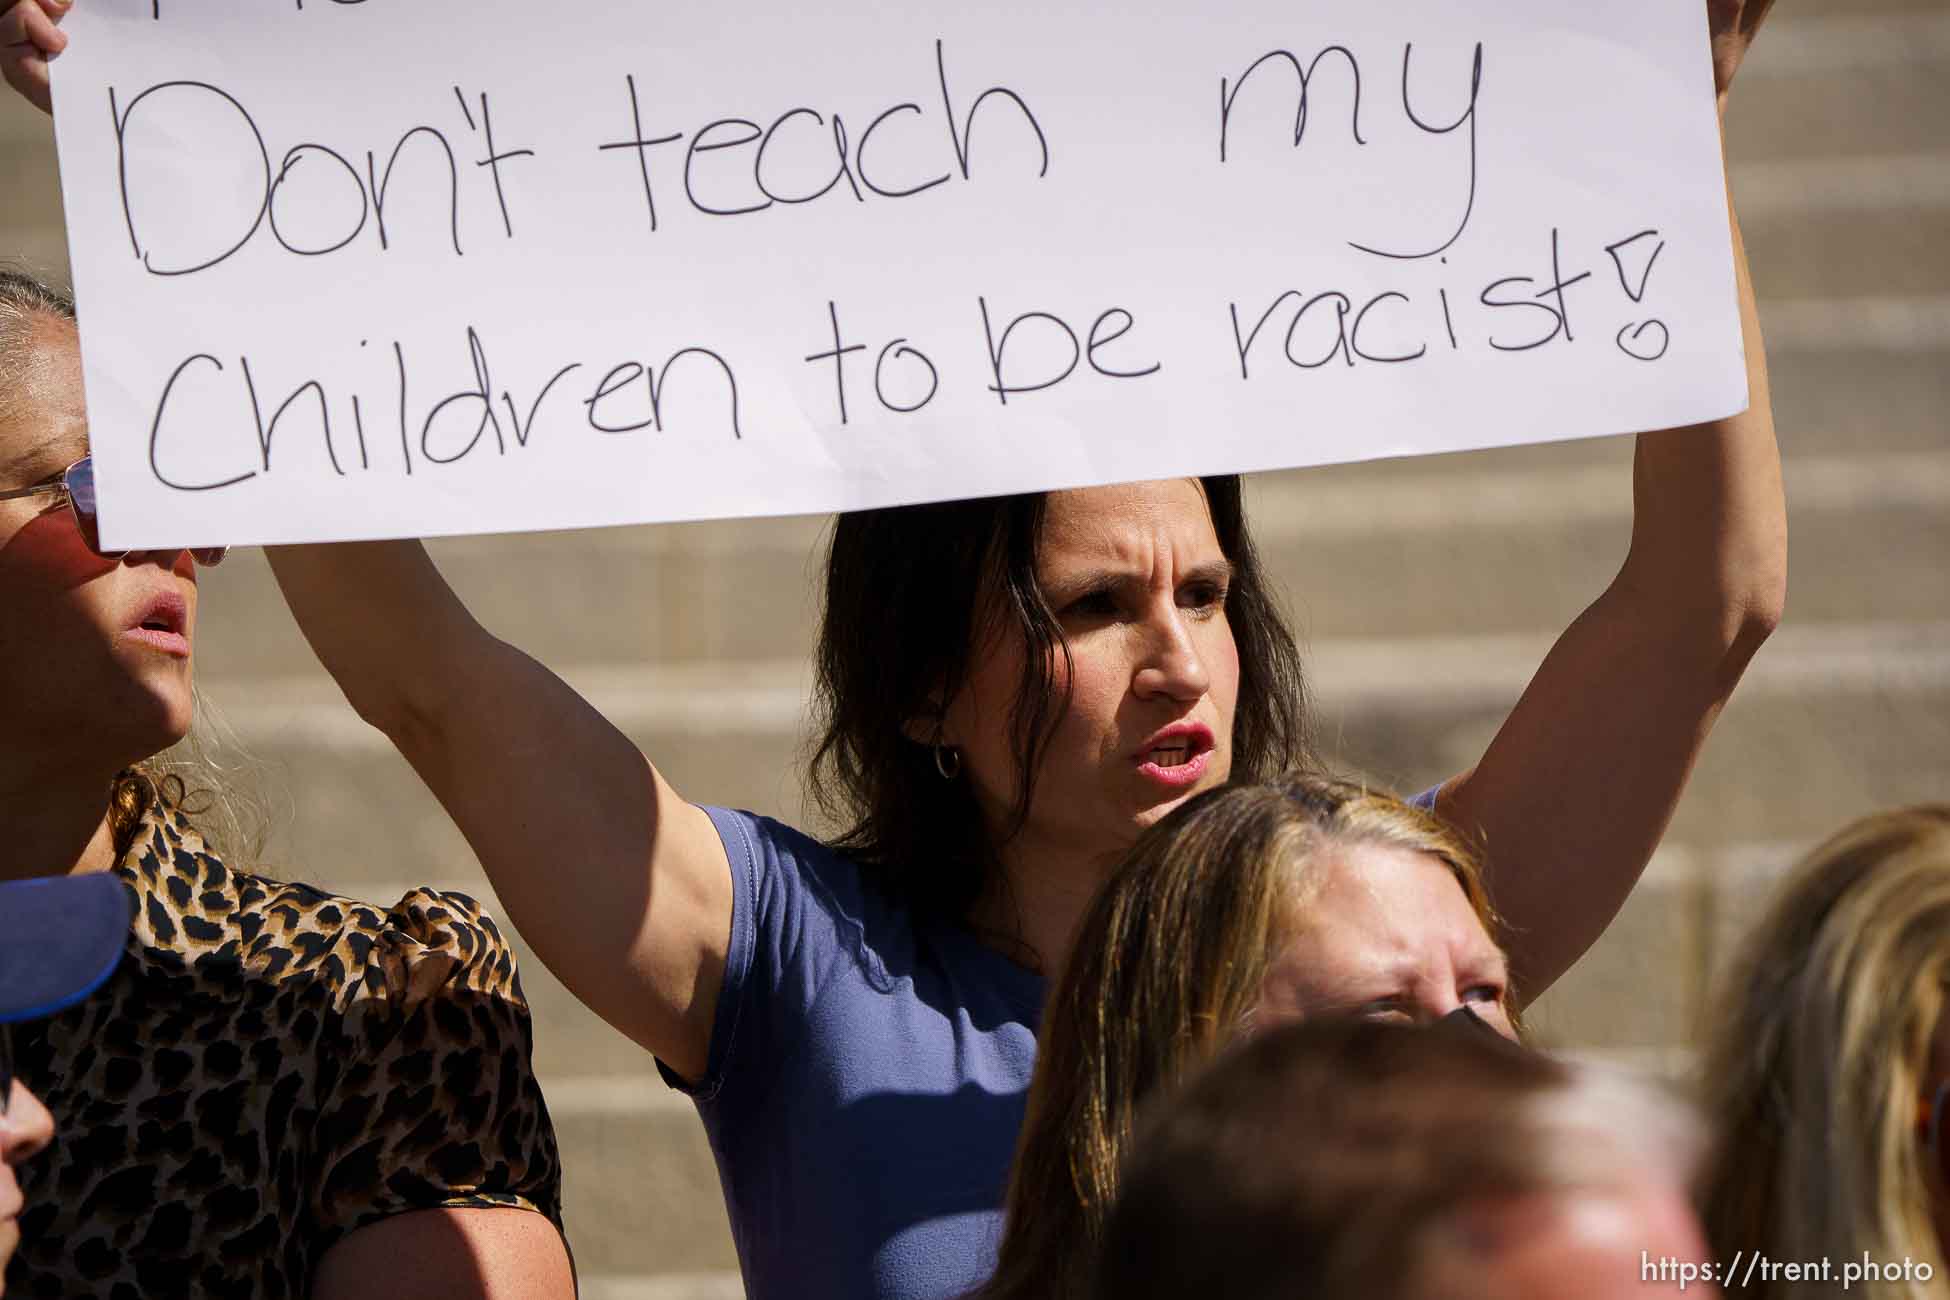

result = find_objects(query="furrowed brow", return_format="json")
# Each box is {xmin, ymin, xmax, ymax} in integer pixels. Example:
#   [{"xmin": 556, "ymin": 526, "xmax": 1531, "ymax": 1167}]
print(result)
[
  {"xmin": 1471, "ymin": 950, "xmax": 1512, "ymax": 986},
  {"xmin": 1184, "ymin": 559, "xmax": 1236, "ymax": 586},
  {"xmin": 1041, "ymin": 563, "xmax": 1138, "ymax": 598}
]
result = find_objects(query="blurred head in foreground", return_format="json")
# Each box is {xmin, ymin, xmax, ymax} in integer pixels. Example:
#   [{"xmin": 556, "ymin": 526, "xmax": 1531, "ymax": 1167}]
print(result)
[
  {"xmin": 1699, "ymin": 805, "xmax": 1950, "ymax": 1300},
  {"xmin": 985, "ymin": 774, "xmax": 1517, "ymax": 1300},
  {"xmin": 0, "ymin": 872, "xmax": 135, "ymax": 1293},
  {"xmin": 1094, "ymin": 1018, "xmax": 1714, "ymax": 1300}
]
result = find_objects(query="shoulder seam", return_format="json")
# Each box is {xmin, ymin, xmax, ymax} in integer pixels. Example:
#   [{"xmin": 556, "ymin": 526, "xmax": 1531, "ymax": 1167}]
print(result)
[{"xmin": 692, "ymin": 808, "xmax": 760, "ymax": 1105}]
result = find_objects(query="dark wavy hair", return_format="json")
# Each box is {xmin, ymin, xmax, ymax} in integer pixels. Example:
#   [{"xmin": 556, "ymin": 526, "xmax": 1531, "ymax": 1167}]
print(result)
[{"xmin": 808, "ymin": 476, "xmax": 1312, "ymax": 926}]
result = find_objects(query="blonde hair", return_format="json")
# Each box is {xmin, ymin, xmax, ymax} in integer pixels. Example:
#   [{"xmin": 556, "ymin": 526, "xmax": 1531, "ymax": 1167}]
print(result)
[
  {"xmin": 2, "ymin": 267, "xmax": 269, "ymax": 868},
  {"xmin": 981, "ymin": 774, "xmax": 1507, "ymax": 1300},
  {"xmin": 1699, "ymin": 805, "xmax": 1950, "ymax": 1300},
  {"xmin": 106, "ymin": 689, "xmax": 271, "ymax": 865},
  {"xmin": 0, "ymin": 265, "xmax": 75, "ymax": 426}
]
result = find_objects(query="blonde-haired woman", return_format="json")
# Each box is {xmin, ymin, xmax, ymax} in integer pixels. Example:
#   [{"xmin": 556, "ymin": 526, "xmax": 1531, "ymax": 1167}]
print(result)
[
  {"xmin": 982, "ymin": 775, "xmax": 1524, "ymax": 1300},
  {"xmin": 1699, "ymin": 806, "xmax": 1950, "ymax": 1300}
]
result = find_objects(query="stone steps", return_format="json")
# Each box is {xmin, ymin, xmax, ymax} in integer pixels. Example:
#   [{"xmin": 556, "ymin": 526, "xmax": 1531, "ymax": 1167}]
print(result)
[
  {"xmin": 185, "ymin": 441, "xmax": 1950, "ymax": 673},
  {"xmin": 1727, "ymin": 17, "xmax": 1950, "ymax": 162},
  {"xmin": 193, "ymin": 618, "xmax": 1950, "ymax": 881},
  {"xmin": 581, "ymin": 1275, "xmax": 745, "ymax": 1300},
  {"xmin": 554, "ymin": 1100, "xmax": 738, "ymax": 1278},
  {"xmin": 1766, "ymin": 351, "xmax": 1948, "ymax": 453},
  {"xmin": 1746, "ymin": 211, "xmax": 1950, "ymax": 298},
  {"xmin": 196, "ymin": 605, "xmax": 1948, "ymax": 847}
]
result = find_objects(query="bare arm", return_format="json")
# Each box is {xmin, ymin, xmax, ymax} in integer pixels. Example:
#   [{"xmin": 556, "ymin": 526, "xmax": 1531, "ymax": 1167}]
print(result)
[
  {"xmin": 312, "ymin": 1208, "xmax": 575, "ymax": 1300},
  {"xmin": 1439, "ymin": 21, "xmax": 1786, "ymax": 1001},
  {"xmin": 267, "ymin": 542, "xmax": 731, "ymax": 1081}
]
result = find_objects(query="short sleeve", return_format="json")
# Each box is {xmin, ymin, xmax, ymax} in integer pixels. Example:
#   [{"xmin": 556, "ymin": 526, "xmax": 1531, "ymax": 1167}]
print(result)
[
  {"xmin": 658, "ymin": 808, "xmax": 878, "ymax": 1108},
  {"xmin": 308, "ymin": 888, "xmax": 565, "ymax": 1249}
]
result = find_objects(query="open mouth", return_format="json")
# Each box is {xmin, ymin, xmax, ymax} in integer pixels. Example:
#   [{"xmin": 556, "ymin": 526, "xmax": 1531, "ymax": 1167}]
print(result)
[
  {"xmin": 125, "ymin": 591, "xmax": 190, "ymax": 654},
  {"xmin": 1135, "ymin": 723, "xmax": 1216, "ymax": 787},
  {"xmin": 133, "ymin": 599, "xmax": 184, "ymax": 636}
]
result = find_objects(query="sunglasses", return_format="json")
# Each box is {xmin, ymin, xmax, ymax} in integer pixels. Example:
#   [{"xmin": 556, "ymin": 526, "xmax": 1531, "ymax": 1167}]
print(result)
[
  {"xmin": 0, "ymin": 457, "xmax": 226, "ymax": 567},
  {"xmin": 1923, "ymin": 1081, "xmax": 1950, "ymax": 1190},
  {"xmin": 0, "ymin": 1024, "xmax": 12, "ymax": 1118}
]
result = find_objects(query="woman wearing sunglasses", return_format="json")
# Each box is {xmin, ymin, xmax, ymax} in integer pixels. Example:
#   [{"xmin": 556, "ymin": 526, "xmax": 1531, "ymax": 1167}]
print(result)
[
  {"xmin": 0, "ymin": 269, "xmax": 575, "ymax": 1298},
  {"xmin": 1698, "ymin": 805, "xmax": 1950, "ymax": 1299}
]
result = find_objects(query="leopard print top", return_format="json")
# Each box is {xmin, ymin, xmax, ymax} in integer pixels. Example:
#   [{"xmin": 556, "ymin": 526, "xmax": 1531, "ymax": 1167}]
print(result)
[{"xmin": 6, "ymin": 801, "xmax": 565, "ymax": 1299}]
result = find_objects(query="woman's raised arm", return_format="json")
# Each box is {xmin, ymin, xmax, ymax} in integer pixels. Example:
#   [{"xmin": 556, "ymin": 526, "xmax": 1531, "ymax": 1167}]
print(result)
[
  {"xmin": 1434, "ymin": 0, "xmax": 1787, "ymax": 1001},
  {"xmin": 268, "ymin": 541, "xmax": 732, "ymax": 1082}
]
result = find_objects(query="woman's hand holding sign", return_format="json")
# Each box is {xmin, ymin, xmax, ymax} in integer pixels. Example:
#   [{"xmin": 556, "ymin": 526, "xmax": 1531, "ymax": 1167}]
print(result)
[{"xmin": 0, "ymin": 0, "xmax": 67, "ymax": 115}]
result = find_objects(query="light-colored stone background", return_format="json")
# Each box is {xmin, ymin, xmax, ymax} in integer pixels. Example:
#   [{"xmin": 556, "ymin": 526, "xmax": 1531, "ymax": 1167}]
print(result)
[{"xmin": 4, "ymin": 6, "xmax": 1947, "ymax": 1293}]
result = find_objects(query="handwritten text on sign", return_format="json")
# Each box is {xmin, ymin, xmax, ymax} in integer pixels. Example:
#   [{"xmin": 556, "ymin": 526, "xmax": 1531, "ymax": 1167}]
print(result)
[{"xmin": 51, "ymin": 1, "xmax": 1741, "ymax": 548}]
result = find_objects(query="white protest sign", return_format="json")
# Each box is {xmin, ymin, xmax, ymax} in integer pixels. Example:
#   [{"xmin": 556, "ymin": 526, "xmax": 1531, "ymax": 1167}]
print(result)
[{"xmin": 50, "ymin": 0, "xmax": 1741, "ymax": 549}]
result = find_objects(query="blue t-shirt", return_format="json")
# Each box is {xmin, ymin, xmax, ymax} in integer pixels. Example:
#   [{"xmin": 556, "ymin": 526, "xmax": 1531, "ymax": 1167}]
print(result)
[
  {"xmin": 665, "ymin": 787, "xmax": 1442, "ymax": 1299},
  {"xmin": 661, "ymin": 808, "xmax": 1045, "ymax": 1300}
]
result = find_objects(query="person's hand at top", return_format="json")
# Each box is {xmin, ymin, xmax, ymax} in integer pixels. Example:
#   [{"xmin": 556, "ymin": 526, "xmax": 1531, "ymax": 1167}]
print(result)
[
  {"xmin": 2, "ymin": 2, "xmax": 1781, "ymax": 125},
  {"xmin": 1, "ymin": 0, "xmax": 68, "ymax": 116},
  {"xmin": 1708, "ymin": 0, "xmax": 1780, "ymax": 109}
]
